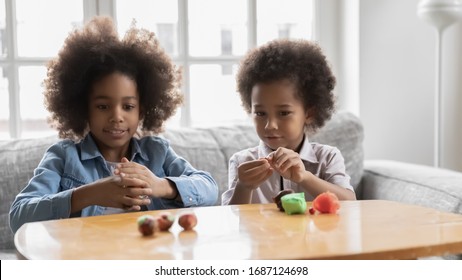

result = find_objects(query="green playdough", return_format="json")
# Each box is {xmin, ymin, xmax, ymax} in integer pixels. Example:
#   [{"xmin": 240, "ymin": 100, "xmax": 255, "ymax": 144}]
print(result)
[{"xmin": 281, "ymin": 193, "xmax": 307, "ymax": 215}]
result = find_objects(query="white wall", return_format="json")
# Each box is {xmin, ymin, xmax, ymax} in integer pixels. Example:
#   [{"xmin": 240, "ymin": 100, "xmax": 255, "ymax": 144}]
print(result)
[
  {"xmin": 359, "ymin": 0, "xmax": 462, "ymax": 171},
  {"xmin": 315, "ymin": 0, "xmax": 360, "ymax": 115},
  {"xmin": 443, "ymin": 21, "xmax": 462, "ymax": 171}
]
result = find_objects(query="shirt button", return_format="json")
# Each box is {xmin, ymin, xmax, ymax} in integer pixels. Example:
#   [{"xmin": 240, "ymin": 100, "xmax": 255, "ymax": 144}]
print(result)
[{"xmin": 189, "ymin": 197, "xmax": 193, "ymax": 202}]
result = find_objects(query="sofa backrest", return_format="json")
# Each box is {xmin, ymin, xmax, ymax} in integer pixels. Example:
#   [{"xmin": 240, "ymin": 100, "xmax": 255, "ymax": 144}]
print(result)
[
  {"xmin": 0, "ymin": 111, "xmax": 363, "ymax": 251},
  {"xmin": 162, "ymin": 124, "xmax": 260, "ymax": 205},
  {"xmin": 0, "ymin": 135, "xmax": 59, "ymax": 251},
  {"xmin": 311, "ymin": 111, "xmax": 364, "ymax": 190}
]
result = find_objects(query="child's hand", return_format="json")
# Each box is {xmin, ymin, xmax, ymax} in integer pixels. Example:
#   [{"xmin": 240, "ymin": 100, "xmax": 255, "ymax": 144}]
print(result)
[
  {"xmin": 267, "ymin": 147, "xmax": 307, "ymax": 183},
  {"xmin": 114, "ymin": 157, "xmax": 174, "ymax": 198},
  {"xmin": 92, "ymin": 175, "xmax": 152, "ymax": 210},
  {"xmin": 237, "ymin": 158, "xmax": 273, "ymax": 190}
]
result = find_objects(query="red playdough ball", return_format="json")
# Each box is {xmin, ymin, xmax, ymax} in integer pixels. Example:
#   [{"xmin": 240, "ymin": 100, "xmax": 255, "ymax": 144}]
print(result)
[
  {"xmin": 137, "ymin": 215, "xmax": 158, "ymax": 236},
  {"xmin": 178, "ymin": 213, "xmax": 197, "ymax": 230},
  {"xmin": 156, "ymin": 212, "xmax": 175, "ymax": 231},
  {"xmin": 312, "ymin": 191, "xmax": 340, "ymax": 214}
]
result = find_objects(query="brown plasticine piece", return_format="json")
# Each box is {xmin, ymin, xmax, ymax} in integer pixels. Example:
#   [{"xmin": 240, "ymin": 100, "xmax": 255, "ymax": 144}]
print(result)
[{"xmin": 272, "ymin": 189, "xmax": 295, "ymax": 211}]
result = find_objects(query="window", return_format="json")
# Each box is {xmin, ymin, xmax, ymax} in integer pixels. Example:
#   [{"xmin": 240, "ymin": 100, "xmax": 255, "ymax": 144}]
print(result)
[
  {"xmin": 0, "ymin": 0, "xmax": 84, "ymax": 139},
  {"xmin": 0, "ymin": 0, "xmax": 314, "ymax": 139}
]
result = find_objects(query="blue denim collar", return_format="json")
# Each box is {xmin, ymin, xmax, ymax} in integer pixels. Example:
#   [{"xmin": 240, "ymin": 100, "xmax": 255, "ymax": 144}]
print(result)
[{"xmin": 79, "ymin": 134, "xmax": 149, "ymax": 162}]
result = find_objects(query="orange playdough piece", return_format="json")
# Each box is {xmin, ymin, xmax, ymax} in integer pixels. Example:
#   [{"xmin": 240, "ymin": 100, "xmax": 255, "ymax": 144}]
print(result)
[{"xmin": 312, "ymin": 191, "xmax": 340, "ymax": 214}]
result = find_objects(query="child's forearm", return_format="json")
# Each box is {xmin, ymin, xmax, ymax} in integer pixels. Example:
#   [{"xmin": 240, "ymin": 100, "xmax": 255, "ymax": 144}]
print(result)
[
  {"xmin": 70, "ymin": 184, "xmax": 97, "ymax": 214},
  {"xmin": 299, "ymin": 172, "xmax": 356, "ymax": 200},
  {"xmin": 150, "ymin": 178, "xmax": 179, "ymax": 200},
  {"xmin": 227, "ymin": 183, "xmax": 254, "ymax": 205}
]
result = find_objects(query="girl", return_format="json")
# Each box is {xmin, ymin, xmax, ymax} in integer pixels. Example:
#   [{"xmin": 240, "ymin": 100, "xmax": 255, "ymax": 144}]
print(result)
[
  {"xmin": 9, "ymin": 16, "xmax": 218, "ymax": 233},
  {"xmin": 222, "ymin": 39, "xmax": 356, "ymax": 205}
]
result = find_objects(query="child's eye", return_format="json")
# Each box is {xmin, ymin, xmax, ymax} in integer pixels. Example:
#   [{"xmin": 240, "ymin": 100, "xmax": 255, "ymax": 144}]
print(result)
[
  {"xmin": 254, "ymin": 111, "xmax": 266, "ymax": 117},
  {"xmin": 96, "ymin": 104, "xmax": 108, "ymax": 110},
  {"xmin": 280, "ymin": 111, "xmax": 292, "ymax": 116},
  {"xmin": 123, "ymin": 104, "xmax": 136, "ymax": 111}
]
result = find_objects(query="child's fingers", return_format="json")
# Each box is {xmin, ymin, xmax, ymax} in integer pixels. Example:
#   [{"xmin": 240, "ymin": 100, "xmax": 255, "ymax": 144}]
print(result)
[
  {"xmin": 271, "ymin": 154, "xmax": 289, "ymax": 169},
  {"xmin": 115, "ymin": 163, "xmax": 152, "ymax": 180},
  {"xmin": 239, "ymin": 158, "xmax": 270, "ymax": 169},
  {"xmin": 119, "ymin": 176, "xmax": 151, "ymax": 189},
  {"xmin": 246, "ymin": 162, "xmax": 270, "ymax": 173},
  {"xmin": 269, "ymin": 148, "xmax": 289, "ymax": 165},
  {"xmin": 246, "ymin": 166, "xmax": 273, "ymax": 184},
  {"xmin": 115, "ymin": 163, "xmax": 140, "ymax": 174},
  {"xmin": 112, "ymin": 157, "xmax": 131, "ymax": 175},
  {"xmin": 240, "ymin": 161, "xmax": 272, "ymax": 179},
  {"xmin": 271, "ymin": 149, "xmax": 301, "ymax": 170},
  {"xmin": 278, "ymin": 160, "xmax": 296, "ymax": 173},
  {"xmin": 127, "ymin": 185, "xmax": 153, "ymax": 197},
  {"xmin": 109, "ymin": 173, "xmax": 127, "ymax": 186},
  {"xmin": 123, "ymin": 205, "xmax": 141, "ymax": 211},
  {"xmin": 122, "ymin": 195, "xmax": 151, "ymax": 207}
]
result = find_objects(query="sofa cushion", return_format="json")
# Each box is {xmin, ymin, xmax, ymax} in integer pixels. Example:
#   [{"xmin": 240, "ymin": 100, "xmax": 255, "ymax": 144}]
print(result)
[
  {"xmin": 360, "ymin": 160, "xmax": 462, "ymax": 214},
  {"xmin": 0, "ymin": 249, "xmax": 18, "ymax": 260},
  {"xmin": 162, "ymin": 128, "xmax": 227, "ymax": 205},
  {"xmin": 162, "ymin": 125, "xmax": 260, "ymax": 205},
  {"xmin": 205, "ymin": 124, "xmax": 260, "ymax": 166},
  {"xmin": 311, "ymin": 111, "xmax": 364, "ymax": 191},
  {"xmin": 202, "ymin": 124, "xmax": 260, "ymax": 203},
  {"xmin": 0, "ymin": 135, "xmax": 58, "ymax": 251}
]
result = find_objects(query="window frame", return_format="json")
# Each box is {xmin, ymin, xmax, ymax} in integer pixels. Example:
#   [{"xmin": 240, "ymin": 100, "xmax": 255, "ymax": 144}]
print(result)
[
  {"xmin": 1, "ymin": 0, "xmax": 314, "ymax": 139},
  {"xmin": 1, "ymin": 0, "xmax": 100, "ymax": 138},
  {"xmin": 110, "ymin": 0, "xmax": 259, "ymax": 127}
]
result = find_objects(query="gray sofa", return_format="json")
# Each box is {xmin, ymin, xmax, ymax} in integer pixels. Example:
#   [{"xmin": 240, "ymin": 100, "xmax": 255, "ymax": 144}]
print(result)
[{"xmin": 1, "ymin": 111, "xmax": 462, "ymax": 260}]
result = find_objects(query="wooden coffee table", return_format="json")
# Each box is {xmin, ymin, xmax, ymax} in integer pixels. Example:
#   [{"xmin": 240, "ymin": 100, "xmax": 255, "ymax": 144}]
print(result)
[{"xmin": 14, "ymin": 200, "xmax": 462, "ymax": 259}]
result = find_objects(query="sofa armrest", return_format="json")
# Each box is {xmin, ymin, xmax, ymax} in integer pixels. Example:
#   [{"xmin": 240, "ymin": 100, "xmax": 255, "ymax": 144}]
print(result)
[{"xmin": 358, "ymin": 160, "xmax": 462, "ymax": 215}]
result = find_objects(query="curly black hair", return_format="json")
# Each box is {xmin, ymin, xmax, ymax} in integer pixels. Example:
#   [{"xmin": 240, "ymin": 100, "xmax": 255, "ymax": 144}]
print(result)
[
  {"xmin": 44, "ymin": 16, "xmax": 183, "ymax": 139},
  {"xmin": 236, "ymin": 39, "xmax": 336, "ymax": 132}
]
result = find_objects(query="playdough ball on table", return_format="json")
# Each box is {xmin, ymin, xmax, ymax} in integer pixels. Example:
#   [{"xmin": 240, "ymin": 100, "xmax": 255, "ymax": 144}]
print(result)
[
  {"xmin": 178, "ymin": 213, "xmax": 197, "ymax": 230},
  {"xmin": 312, "ymin": 191, "xmax": 340, "ymax": 214},
  {"xmin": 272, "ymin": 189, "xmax": 295, "ymax": 212},
  {"xmin": 281, "ymin": 192, "xmax": 307, "ymax": 215},
  {"xmin": 137, "ymin": 214, "xmax": 158, "ymax": 236},
  {"xmin": 156, "ymin": 212, "xmax": 175, "ymax": 231}
]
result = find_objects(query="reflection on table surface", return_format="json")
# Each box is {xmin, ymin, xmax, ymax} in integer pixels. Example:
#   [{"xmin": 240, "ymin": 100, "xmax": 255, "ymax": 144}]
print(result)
[{"xmin": 14, "ymin": 200, "xmax": 462, "ymax": 260}]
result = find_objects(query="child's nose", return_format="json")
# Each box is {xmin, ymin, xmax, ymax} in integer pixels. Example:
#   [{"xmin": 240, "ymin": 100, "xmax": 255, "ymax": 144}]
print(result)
[
  {"xmin": 110, "ymin": 108, "xmax": 124, "ymax": 123},
  {"xmin": 265, "ymin": 117, "xmax": 277, "ymax": 130}
]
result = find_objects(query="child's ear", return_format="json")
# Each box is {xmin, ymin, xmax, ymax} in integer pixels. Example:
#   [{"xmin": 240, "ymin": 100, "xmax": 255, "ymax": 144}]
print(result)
[{"xmin": 304, "ymin": 107, "xmax": 315, "ymax": 125}]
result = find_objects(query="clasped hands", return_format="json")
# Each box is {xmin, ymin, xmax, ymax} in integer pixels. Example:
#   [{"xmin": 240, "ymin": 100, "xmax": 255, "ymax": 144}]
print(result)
[{"xmin": 97, "ymin": 157, "xmax": 163, "ymax": 211}]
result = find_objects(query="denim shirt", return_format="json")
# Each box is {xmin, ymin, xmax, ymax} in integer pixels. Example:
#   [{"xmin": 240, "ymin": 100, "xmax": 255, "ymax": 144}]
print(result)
[{"xmin": 9, "ymin": 134, "xmax": 218, "ymax": 233}]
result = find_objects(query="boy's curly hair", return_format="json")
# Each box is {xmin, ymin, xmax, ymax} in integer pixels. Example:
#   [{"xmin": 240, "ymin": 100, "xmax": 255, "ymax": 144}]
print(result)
[
  {"xmin": 236, "ymin": 39, "xmax": 336, "ymax": 132},
  {"xmin": 44, "ymin": 16, "xmax": 183, "ymax": 139}
]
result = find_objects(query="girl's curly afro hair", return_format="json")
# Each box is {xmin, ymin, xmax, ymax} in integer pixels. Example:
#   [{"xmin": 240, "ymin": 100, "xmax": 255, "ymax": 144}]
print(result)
[
  {"xmin": 44, "ymin": 16, "xmax": 183, "ymax": 139},
  {"xmin": 236, "ymin": 39, "xmax": 336, "ymax": 132}
]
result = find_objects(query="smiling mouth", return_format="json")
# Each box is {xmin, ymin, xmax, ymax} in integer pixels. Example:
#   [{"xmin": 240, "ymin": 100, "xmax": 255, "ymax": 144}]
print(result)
[{"xmin": 104, "ymin": 129, "xmax": 127, "ymax": 135}]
